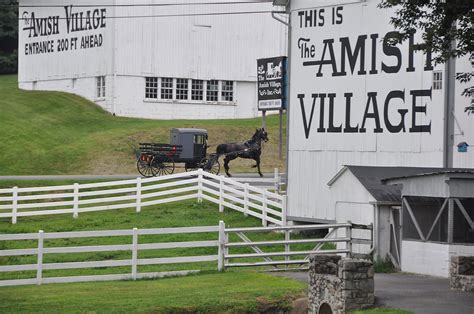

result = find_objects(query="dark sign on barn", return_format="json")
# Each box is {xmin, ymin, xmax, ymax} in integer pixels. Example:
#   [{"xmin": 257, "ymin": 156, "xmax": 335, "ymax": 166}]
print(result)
[{"xmin": 257, "ymin": 56, "xmax": 287, "ymax": 111}]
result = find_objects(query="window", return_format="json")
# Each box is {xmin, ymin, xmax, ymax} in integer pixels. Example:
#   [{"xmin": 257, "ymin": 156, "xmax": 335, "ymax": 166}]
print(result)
[
  {"xmin": 145, "ymin": 77, "xmax": 158, "ymax": 99},
  {"xmin": 176, "ymin": 79, "xmax": 189, "ymax": 100},
  {"xmin": 221, "ymin": 80, "xmax": 234, "ymax": 101},
  {"xmin": 433, "ymin": 71, "xmax": 443, "ymax": 90},
  {"xmin": 191, "ymin": 79, "xmax": 204, "ymax": 100},
  {"xmin": 194, "ymin": 134, "xmax": 205, "ymax": 144},
  {"xmin": 144, "ymin": 77, "xmax": 235, "ymax": 103},
  {"xmin": 206, "ymin": 80, "xmax": 218, "ymax": 101},
  {"xmin": 161, "ymin": 77, "xmax": 173, "ymax": 100},
  {"xmin": 96, "ymin": 76, "xmax": 105, "ymax": 98}
]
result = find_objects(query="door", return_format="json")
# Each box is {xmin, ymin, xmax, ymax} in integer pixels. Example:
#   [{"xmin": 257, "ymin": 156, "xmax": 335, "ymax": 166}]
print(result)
[
  {"xmin": 389, "ymin": 206, "xmax": 401, "ymax": 269},
  {"xmin": 193, "ymin": 134, "xmax": 206, "ymax": 160}
]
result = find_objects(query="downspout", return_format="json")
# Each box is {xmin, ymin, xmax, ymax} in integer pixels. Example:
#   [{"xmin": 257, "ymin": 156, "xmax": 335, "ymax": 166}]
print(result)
[
  {"xmin": 373, "ymin": 203, "xmax": 378, "ymax": 259},
  {"xmin": 271, "ymin": 11, "xmax": 289, "ymax": 26},
  {"xmin": 443, "ymin": 36, "xmax": 456, "ymax": 167},
  {"xmin": 271, "ymin": 5, "xmax": 291, "ymax": 215},
  {"xmin": 111, "ymin": 0, "xmax": 117, "ymax": 115}
]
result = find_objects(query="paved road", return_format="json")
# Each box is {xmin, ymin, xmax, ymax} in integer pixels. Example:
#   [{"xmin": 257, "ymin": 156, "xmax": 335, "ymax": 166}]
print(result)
[{"xmin": 271, "ymin": 272, "xmax": 474, "ymax": 314}]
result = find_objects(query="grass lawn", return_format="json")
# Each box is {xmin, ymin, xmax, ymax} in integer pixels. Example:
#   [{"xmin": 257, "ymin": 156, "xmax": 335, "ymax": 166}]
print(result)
[
  {"xmin": 0, "ymin": 74, "xmax": 286, "ymax": 176},
  {"xmin": 0, "ymin": 272, "xmax": 306, "ymax": 313},
  {"xmin": 0, "ymin": 196, "xmax": 312, "ymax": 313},
  {"xmin": 0, "ymin": 193, "xmax": 328, "ymax": 279}
]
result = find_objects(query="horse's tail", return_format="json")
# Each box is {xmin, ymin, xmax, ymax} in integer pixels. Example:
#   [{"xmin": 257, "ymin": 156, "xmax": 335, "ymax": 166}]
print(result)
[{"xmin": 216, "ymin": 144, "xmax": 226, "ymax": 156}]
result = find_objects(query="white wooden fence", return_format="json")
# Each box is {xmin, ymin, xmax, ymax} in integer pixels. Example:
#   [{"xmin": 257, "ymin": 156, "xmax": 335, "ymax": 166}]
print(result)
[
  {"xmin": 0, "ymin": 221, "xmax": 372, "ymax": 287},
  {"xmin": 0, "ymin": 225, "xmax": 219, "ymax": 287},
  {"xmin": 223, "ymin": 223, "xmax": 373, "ymax": 268},
  {"xmin": 0, "ymin": 169, "xmax": 286, "ymax": 226}
]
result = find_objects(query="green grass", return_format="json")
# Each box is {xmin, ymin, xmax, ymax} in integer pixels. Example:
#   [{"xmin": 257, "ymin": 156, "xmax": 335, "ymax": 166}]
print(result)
[
  {"xmin": 373, "ymin": 257, "xmax": 397, "ymax": 273},
  {"xmin": 0, "ymin": 195, "xmax": 331, "ymax": 280},
  {"xmin": 0, "ymin": 74, "xmax": 286, "ymax": 176},
  {"xmin": 0, "ymin": 197, "xmax": 312, "ymax": 313},
  {"xmin": 0, "ymin": 272, "xmax": 306, "ymax": 313}
]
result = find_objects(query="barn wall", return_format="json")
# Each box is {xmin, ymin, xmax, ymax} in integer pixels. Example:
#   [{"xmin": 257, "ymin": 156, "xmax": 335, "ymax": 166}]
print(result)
[
  {"xmin": 401, "ymin": 241, "xmax": 474, "ymax": 278},
  {"xmin": 286, "ymin": 0, "xmax": 474, "ymax": 221},
  {"xmin": 112, "ymin": 77, "xmax": 257, "ymax": 120},
  {"xmin": 401, "ymin": 240, "xmax": 450, "ymax": 277},
  {"xmin": 452, "ymin": 56, "xmax": 474, "ymax": 168},
  {"xmin": 18, "ymin": 0, "xmax": 287, "ymax": 119},
  {"xmin": 329, "ymin": 170, "xmax": 376, "ymax": 254}
]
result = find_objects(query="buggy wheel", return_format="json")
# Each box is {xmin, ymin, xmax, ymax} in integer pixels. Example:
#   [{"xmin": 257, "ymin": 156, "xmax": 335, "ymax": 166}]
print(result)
[
  {"xmin": 185, "ymin": 162, "xmax": 199, "ymax": 172},
  {"xmin": 137, "ymin": 158, "xmax": 156, "ymax": 178},
  {"xmin": 152, "ymin": 155, "xmax": 175, "ymax": 176},
  {"xmin": 200, "ymin": 155, "xmax": 220, "ymax": 175}
]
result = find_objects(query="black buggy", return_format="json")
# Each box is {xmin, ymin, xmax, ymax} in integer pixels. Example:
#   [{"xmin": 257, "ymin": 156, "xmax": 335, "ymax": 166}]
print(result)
[{"xmin": 137, "ymin": 128, "xmax": 220, "ymax": 177}]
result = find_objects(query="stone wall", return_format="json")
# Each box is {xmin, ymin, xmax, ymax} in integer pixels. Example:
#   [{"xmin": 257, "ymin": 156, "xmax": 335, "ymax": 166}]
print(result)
[
  {"xmin": 308, "ymin": 255, "xmax": 374, "ymax": 314},
  {"xmin": 450, "ymin": 256, "xmax": 474, "ymax": 292}
]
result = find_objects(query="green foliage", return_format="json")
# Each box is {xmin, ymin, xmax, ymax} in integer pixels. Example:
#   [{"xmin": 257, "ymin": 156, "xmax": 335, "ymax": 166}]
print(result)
[
  {"xmin": 378, "ymin": 0, "xmax": 472, "ymax": 63},
  {"xmin": 379, "ymin": 0, "xmax": 473, "ymax": 114},
  {"xmin": 373, "ymin": 257, "xmax": 396, "ymax": 273},
  {"xmin": 0, "ymin": 51, "xmax": 17, "ymax": 74},
  {"xmin": 0, "ymin": 0, "xmax": 18, "ymax": 74},
  {"xmin": 0, "ymin": 272, "xmax": 305, "ymax": 313}
]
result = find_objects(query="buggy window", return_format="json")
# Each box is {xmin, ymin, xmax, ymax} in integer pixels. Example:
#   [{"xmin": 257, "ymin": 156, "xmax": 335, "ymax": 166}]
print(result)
[{"xmin": 194, "ymin": 135, "xmax": 205, "ymax": 145}]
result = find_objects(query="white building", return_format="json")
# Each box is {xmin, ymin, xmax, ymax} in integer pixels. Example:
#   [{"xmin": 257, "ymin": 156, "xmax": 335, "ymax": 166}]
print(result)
[
  {"xmin": 285, "ymin": 0, "xmax": 474, "ymax": 276},
  {"xmin": 18, "ymin": 0, "xmax": 287, "ymax": 119}
]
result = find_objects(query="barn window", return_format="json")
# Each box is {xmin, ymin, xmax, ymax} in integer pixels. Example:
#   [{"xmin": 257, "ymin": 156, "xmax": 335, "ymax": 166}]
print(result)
[
  {"xmin": 191, "ymin": 79, "xmax": 204, "ymax": 100},
  {"xmin": 176, "ymin": 78, "xmax": 189, "ymax": 100},
  {"xmin": 96, "ymin": 76, "xmax": 105, "ymax": 98},
  {"xmin": 221, "ymin": 81, "xmax": 234, "ymax": 102},
  {"xmin": 161, "ymin": 77, "xmax": 173, "ymax": 100},
  {"xmin": 433, "ymin": 71, "xmax": 443, "ymax": 90},
  {"xmin": 206, "ymin": 80, "xmax": 218, "ymax": 102},
  {"xmin": 145, "ymin": 77, "xmax": 158, "ymax": 99}
]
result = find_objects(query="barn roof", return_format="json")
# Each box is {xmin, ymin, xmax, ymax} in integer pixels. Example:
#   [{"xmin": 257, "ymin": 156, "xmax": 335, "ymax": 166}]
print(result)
[{"xmin": 327, "ymin": 166, "xmax": 450, "ymax": 203}]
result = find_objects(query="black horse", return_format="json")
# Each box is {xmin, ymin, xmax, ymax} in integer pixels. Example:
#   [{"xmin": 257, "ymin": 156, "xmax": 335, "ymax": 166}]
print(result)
[{"xmin": 216, "ymin": 128, "xmax": 269, "ymax": 177}]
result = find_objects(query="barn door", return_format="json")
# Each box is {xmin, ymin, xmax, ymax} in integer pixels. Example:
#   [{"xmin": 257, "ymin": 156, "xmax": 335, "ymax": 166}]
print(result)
[{"xmin": 389, "ymin": 206, "xmax": 401, "ymax": 269}]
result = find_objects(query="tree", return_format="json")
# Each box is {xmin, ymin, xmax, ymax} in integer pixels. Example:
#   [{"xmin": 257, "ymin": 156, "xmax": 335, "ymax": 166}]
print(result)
[
  {"xmin": 379, "ymin": 0, "xmax": 473, "ymax": 113},
  {"xmin": 0, "ymin": 0, "xmax": 18, "ymax": 74}
]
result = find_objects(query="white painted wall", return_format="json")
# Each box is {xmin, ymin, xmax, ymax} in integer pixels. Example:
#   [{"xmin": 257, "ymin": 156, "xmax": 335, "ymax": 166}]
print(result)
[
  {"xmin": 287, "ymin": 0, "xmax": 474, "ymax": 222},
  {"xmin": 402, "ymin": 240, "xmax": 474, "ymax": 277},
  {"xmin": 18, "ymin": 0, "xmax": 287, "ymax": 119},
  {"xmin": 329, "ymin": 170, "xmax": 375, "ymax": 254}
]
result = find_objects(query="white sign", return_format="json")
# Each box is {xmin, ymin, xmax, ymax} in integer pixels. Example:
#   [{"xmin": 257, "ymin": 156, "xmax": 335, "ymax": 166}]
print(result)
[{"xmin": 289, "ymin": 0, "xmax": 444, "ymax": 153}]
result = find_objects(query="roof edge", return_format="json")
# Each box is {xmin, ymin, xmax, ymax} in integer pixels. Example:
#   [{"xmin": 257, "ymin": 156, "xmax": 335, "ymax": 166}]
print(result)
[{"xmin": 327, "ymin": 166, "xmax": 348, "ymax": 187}]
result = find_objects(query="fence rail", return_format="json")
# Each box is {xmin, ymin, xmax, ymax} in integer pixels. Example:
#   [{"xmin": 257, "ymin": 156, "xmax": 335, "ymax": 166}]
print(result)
[
  {"xmin": 0, "ymin": 222, "xmax": 372, "ymax": 287},
  {"xmin": 0, "ymin": 169, "xmax": 285, "ymax": 226}
]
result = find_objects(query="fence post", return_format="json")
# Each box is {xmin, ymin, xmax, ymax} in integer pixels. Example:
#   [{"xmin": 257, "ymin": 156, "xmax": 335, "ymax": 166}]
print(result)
[
  {"xmin": 262, "ymin": 190, "xmax": 267, "ymax": 227},
  {"xmin": 73, "ymin": 183, "xmax": 79, "ymax": 218},
  {"xmin": 282, "ymin": 195, "xmax": 287, "ymax": 226},
  {"xmin": 285, "ymin": 229, "xmax": 290, "ymax": 267},
  {"xmin": 219, "ymin": 176, "xmax": 224, "ymax": 213},
  {"xmin": 132, "ymin": 228, "xmax": 138, "ymax": 280},
  {"xmin": 197, "ymin": 169, "xmax": 203, "ymax": 203},
  {"xmin": 136, "ymin": 178, "xmax": 142, "ymax": 213},
  {"xmin": 274, "ymin": 168, "xmax": 279, "ymax": 193},
  {"xmin": 37, "ymin": 230, "xmax": 44, "ymax": 285},
  {"xmin": 243, "ymin": 183, "xmax": 249, "ymax": 217},
  {"xmin": 12, "ymin": 186, "xmax": 18, "ymax": 224},
  {"xmin": 346, "ymin": 221, "xmax": 352, "ymax": 258},
  {"xmin": 218, "ymin": 221, "xmax": 225, "ymax": 272}
]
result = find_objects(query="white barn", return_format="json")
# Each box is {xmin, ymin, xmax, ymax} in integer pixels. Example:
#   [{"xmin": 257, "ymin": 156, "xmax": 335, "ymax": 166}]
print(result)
[
  {"xmin": 285, "ymin": 0, "xmax": 474, "ymax": 276},
  {"xmin": 18, "ymin": 0, "xmax": 287, "ymax": 119}
]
